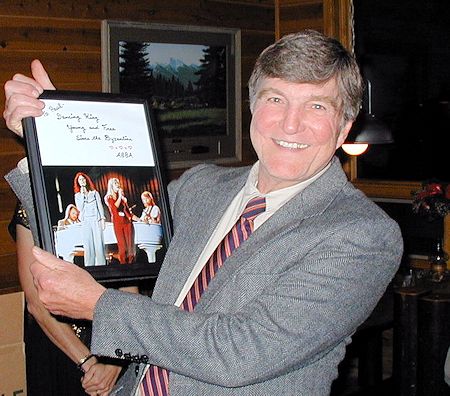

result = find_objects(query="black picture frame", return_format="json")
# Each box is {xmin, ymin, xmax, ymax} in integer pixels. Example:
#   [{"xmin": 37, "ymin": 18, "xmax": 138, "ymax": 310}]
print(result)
[
  {"xmin": 101, "ymin": 20, "xmax": 242, "ymax": 169},
  {"xmin": 23, "ymin": 90, "xmax": 172, "ymax": 283}
]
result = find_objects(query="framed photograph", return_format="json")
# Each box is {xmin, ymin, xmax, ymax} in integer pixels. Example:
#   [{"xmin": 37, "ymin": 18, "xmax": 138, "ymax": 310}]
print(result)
[
  {"xmin": 101, "ymin": 20, "xmax": 242, "ymax": 169},
  {"xmin": 23, "ymin": 90, "xmax": 172, "ymax": 282}
]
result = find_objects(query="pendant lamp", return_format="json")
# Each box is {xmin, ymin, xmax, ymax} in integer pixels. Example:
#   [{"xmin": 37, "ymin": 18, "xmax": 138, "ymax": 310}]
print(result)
[{"xmin": 342, "ymin": 81, "xmax": 394, "ymax": 156}]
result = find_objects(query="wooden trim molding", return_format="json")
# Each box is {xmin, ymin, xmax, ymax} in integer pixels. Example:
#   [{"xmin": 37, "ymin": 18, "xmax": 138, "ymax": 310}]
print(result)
[
  {"xmin": 274, "ymin": 0, "xmax": 281, "ymax": 40},
  {"xmin": 323, "ymin": 0, "xmax": 352, "ymax": 51},
  {"xmin": 351, "ymin": 179, "xmax": 421, "ymax": 201}
]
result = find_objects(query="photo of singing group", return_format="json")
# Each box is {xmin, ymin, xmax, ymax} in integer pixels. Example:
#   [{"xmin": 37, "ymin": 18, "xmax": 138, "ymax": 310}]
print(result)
[{"xmin": 39, "ymin": 164, "xmax": 170, "ymax": 281}]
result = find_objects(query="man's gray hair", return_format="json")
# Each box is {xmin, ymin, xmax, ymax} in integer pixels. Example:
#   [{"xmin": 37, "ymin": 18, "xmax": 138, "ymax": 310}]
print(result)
[{"xmin": 248, "ymin": 30, "xmax": 363, "ymax": 124}]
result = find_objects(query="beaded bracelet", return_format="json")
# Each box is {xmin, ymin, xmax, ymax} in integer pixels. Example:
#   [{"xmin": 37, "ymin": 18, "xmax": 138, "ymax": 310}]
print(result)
[{"xmin": 77, "ymin": 353, "xmax": 96, "ymax": 372}]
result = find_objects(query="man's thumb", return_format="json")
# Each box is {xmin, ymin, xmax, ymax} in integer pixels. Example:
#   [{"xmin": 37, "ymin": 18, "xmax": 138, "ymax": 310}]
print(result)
[
  {"xmin": 32, "ymin": 246, "xmax": 60, "ymax": 269},
  {"xmin": 30, "ymin": 59, "xmax": 56, "ymax": 90}
]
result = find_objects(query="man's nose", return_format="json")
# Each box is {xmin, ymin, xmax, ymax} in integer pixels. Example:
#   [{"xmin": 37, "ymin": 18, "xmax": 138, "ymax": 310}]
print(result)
[{"xmin": 282, "ymin": 105, "xmax": 303, "ymax": 134}]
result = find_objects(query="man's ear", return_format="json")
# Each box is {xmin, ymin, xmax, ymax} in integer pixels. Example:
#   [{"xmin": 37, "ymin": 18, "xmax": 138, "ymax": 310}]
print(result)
[{"xmin": 335, "ymin": 121, "xmax": 353, "ymax": 149}]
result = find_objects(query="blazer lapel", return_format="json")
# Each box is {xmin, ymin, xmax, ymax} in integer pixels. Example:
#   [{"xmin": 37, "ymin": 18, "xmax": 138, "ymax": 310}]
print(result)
[
  {"xmin": 193, "ymin": 157, "xmax": 349, "ymax": 310},
  {"xmin": 152, "ymin": 167, "xmax": 251, "ymax": 304}
]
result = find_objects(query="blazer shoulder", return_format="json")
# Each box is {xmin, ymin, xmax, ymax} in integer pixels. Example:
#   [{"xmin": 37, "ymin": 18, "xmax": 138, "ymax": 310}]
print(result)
[
  {"xmin": 331, "ymin": 184, "xmax": 403, "ymax": 245},
  {"xmin": 168, "ymin": 164, "xmax": 250, "ymax": 200}
]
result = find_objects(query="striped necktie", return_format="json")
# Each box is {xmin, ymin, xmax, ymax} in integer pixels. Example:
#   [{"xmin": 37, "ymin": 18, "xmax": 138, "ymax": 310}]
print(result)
[{"xmin": 139, "ymin": 196, "xmax": 266, "ymax": 396}]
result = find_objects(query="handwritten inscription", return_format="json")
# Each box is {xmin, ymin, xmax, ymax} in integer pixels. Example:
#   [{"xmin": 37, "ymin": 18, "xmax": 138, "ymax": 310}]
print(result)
[{"xmin": 42, "ymin": 101, "xmax": 135, "ymax": 161}]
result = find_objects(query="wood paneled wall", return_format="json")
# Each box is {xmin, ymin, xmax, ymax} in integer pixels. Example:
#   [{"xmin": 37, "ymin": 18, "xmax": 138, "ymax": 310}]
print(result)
[
  {"xmin": 275, "ymin": 0, "xmax": 323, "ymax": 40},
  {"xmin": 0, "ymin": 0, "xmax": 278, "ymax": 291},
  {"xmin": 0, "ymin": 0, "xmax": 331, "ymax": 290}
]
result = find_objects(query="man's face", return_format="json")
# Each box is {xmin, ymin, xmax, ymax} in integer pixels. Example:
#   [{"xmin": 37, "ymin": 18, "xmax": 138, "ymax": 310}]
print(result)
[{"xmin": 250, "ymin": 77, "xmax": 352, "ymax": 193}]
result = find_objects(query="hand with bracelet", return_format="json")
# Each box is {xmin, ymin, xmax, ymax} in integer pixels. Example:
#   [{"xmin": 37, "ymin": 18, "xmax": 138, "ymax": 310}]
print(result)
[{"xmin": 78, "ymin": 354, "xmax": 122, "ymax": 396}]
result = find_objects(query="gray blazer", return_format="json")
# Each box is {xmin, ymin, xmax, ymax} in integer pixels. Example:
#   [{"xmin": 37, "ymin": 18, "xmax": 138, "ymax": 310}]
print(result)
[
  {"xmin": 5, "ymin": 157, "xmax": 403, "ymax": 395},
  {"xmin": 91, "ymin": 157, "xmax": 403, "ymax": 395}
]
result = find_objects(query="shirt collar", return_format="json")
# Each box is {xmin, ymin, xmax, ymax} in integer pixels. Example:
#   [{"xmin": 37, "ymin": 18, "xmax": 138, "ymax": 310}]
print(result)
[{"xmin": 242, "ymin": 160, "xmax": 331, "ymax": 213}]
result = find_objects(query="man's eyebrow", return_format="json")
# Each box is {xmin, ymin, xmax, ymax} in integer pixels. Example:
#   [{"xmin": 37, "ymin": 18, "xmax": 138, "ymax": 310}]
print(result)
[{"xmin": 256, "ymin": 88, "xmax": 284, "ymax": 99}]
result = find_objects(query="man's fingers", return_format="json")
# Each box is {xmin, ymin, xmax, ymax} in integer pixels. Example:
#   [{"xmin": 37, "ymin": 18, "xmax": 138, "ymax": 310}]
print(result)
[
  {"xmin": 4, "ymin": 103, "xmax": 44, "ymax": 137},
  {"xmin": 29, "ymin": 246, "xmax": 104, "ymax": 320},
  {"xmin": 82, "ymin": 368, "xmax": 95, "ymax": 385},
  {"xmin": 3, "ymin": 60, "xmax": 53, "ymax": 138},
  {"xmin": 5, "ymin": 77, "xmax": 42, "ymax": 100},
  {"xmin": 30, "ymin": 59, "xmax": 56, "ymax": 91}
]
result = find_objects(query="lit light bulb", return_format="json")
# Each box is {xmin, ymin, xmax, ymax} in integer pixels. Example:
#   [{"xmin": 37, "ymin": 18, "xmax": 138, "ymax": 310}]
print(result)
[{"xmin": 341, "ymin": 143, "xmax": 369, "ymax": 156}]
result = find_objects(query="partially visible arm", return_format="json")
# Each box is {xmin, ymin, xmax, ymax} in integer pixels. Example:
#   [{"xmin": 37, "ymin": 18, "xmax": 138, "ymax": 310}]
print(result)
[
  {"xmin": 16, "ymin": 224, "xmax": 91, "ymax": 363},
  {"xmin": 150, "ymin": 205, "xmax": 161, "ymax": 223},
  {"xmin": 17, "ymin": 225, "xmax": 122, "ymax": 394},
  {"xmin": 94, "ymin": 191, "xmax": 106, "ymax": 230},
  {"xmin": 114, "ymin": 189, "xmax": 127, "ymax": 208},
  {"xmin": 75, "ymin": 192, "xmax": 85, "ymax": 215},
  {"xmin": 445, "ymin": 347, "xmax": 450, "ymax": 386},
  {"xmin": 94, "ymin": 190, "xmax": 105, "ymax": 220}
]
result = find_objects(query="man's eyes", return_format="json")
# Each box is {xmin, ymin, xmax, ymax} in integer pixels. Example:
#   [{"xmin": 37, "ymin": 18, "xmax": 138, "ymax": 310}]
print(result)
[{"xmin": 262, "ymin": 97, "xmax": 330, "ymax": 111}]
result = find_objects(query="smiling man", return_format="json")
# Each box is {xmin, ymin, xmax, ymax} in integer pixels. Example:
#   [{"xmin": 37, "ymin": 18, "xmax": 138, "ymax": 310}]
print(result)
[
  {"xmin": 249, "ymin": 78, "xmax": 351, "ymax": 193},
  {"xmin": 4, "ymin": 30, "xmax": 402, "ymax": 395}
]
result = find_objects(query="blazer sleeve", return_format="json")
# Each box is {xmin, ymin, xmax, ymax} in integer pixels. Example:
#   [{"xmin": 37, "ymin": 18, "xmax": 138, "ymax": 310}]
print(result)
[
  {"xmin": 445, "ymin": 347, "xmax": 450, "ymax": 386},
  {"xmin": 4, "ymin": 166, "xmax": 40, "ymax": 245}
]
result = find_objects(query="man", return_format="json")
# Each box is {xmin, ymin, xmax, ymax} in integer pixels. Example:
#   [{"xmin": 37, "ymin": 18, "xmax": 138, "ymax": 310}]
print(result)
[{"xmin": 4, "ymin": 30, "xmax": 402, "ymax": 395}]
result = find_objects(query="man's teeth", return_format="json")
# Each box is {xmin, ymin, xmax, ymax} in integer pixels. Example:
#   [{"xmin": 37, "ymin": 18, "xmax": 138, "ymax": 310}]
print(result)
[{"xmin": 275, "ymin": 140, "xmax": 308, "ymax": 149}]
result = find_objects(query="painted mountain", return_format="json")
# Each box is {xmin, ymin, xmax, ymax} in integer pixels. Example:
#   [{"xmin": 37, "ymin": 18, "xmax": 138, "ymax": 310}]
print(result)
[
  {"xmin": 152, "ymin": 58, "xmax": 200, "ymax": 89},
  {"xmin": 118, "ymin": 41, "xmax": 227, "ymax": 138}
]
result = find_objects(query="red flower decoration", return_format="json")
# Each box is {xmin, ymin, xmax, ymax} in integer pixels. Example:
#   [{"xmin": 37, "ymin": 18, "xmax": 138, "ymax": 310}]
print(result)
[{"xmin": 412, "ymin": 181, "xmax": 450, "ymax": 221}]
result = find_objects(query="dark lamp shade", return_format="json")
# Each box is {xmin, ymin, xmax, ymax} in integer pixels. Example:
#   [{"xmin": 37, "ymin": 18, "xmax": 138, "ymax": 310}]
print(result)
[{"xmin": 345, "ymin": 113, "xmax": 394, "ymax": 144}]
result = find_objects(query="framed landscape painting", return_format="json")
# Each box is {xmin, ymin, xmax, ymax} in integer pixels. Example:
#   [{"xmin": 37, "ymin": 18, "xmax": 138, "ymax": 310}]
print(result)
[{"xmin": 102, "ymin": 20, "xmax": 242, "ymax": 168}]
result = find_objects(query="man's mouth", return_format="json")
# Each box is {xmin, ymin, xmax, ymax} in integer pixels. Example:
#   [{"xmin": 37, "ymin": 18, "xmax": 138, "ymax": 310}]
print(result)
[{"xmin": 274, "ymin": 139, "xmax": 309, "ymax": 149}]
